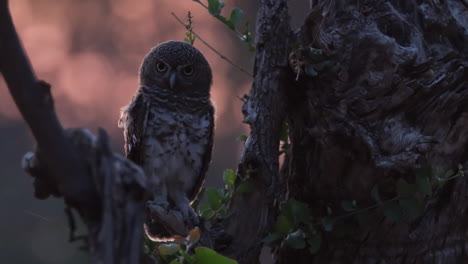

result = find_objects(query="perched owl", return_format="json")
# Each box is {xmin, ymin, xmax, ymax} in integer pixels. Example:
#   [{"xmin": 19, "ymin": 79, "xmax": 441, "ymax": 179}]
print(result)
[{"xmin": 118, "ymin": 41, "xmax": 214, "ymax": 240}]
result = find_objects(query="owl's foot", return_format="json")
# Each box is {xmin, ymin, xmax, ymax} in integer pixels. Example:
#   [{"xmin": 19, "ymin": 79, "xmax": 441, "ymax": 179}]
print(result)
[
  {"xmin": 175, "ymin": 203, "xmax": 199, "ymax": 230},
  {"xmin": 145, "ymin": 201, "xmax": 188, "ymax": 240}
]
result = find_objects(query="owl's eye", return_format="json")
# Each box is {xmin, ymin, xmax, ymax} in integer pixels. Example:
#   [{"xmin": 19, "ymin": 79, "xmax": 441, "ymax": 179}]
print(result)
[
  {"xmin": 182, "ymin": 66, "xmax": 194, "ymax": 76},
  {"xmin": 156, "ymin": 62, "xmax": 167, "ymax": 72}
]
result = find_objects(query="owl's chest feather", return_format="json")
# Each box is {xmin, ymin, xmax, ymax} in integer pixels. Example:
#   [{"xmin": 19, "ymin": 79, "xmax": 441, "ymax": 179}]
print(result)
[{"xmin": 143, "ymin": 105, "xmax": 211, "ymax": 190}]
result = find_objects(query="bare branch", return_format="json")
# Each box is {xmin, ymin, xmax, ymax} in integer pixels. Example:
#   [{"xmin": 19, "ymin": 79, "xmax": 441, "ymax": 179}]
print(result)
[
  {"xmin": 0, "ymin": 0, "xmax": 98, "ymax": 210},
  {"xmin": 171, "ymin": 12, "xmax": 253, "ymax": 77}
]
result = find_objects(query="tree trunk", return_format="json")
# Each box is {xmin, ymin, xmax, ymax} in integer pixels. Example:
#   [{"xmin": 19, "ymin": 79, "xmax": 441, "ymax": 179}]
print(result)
[{"xmin": 273, "ymin": 0, "xmax": 468, "ymax": 263}]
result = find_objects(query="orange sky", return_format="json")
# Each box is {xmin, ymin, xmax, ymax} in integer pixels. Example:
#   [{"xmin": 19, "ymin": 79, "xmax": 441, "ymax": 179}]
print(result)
[{"xmin": 0, "ymin": 0, "xmax": 253, "ymax": 142}]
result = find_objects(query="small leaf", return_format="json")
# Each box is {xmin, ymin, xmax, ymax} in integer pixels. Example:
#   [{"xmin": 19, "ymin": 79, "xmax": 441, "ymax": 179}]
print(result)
[
  {"xmin": 382, "ymin": 200, "xmax": 403, "ymax": 222},
  {"xmin": 187, "ymin": 227, "xmax": 201, "ymax": 244},
  {"xmin": 238, "ymin": 134, "xmax": 248, "ymax": 141},
  {"xmin": 157, "ymin": 243, "xmax": 180, "ymax": 255},
  {"xmin": 307, "ymin": 232, "xmax": 322, "ymax": 254},
  {"xmin": 312, "ymin": 60, "xmax": 333, "ymax": 71},
  {"xmin": 194, "ymin": 247, "xmax": 238, "ymax": 264},
  {"xmin": 184, "ymin": 38, "xmax": 191, "ymax": 43},
  {"xmin": 396, "ymin": 178, "xmax": 414, "ymax": 198},
  {"xmin": 169, "ymin": 260, "xmax": 181, "ymax": 264},
  {"xmin": 399, "ymin": 197, "xmax": 424, "ymax": 216},
  {"xmin": 305, "ymin": 65, "xmax": 318, "ymax": 77},
  {"xmin": 229, "ymin": 8, "xmax": 243, "ymax": 28},
  {"xmin": 416, "ymin": 174, "xmax": 432, "ymax": 195},
  {"xmin": 263, "ymin": 232, "xmax": 283, "ymax": 246},
  {"xmin": 223, "ymin": 169, "xmax": 236, "ymax": 187},
  {"xmin": 341, "ymin": 200, "xmax": 356, "ymax": 212},
  {"xmin": 285, "ymin": 230, "xmax": 306, "ymax": 249},
  {"xmin": 281, "ymin": 199, "xmax": 312, "ymax": 225},
  {"xmin": 371, "ymin": 185, "xmax": 382, "ymax": 204},
  {"xmin": 208, "ymin": 0, "xmax": 225, "ymax": 16},
  {"xmin": 200, "ymin": 207, "xmax": 215, "ymax": 219},
  {"xmin": 308, "ymin": 47, "xmax": 324, "ymax": 61},
  {"xmin": 280, "ymin": 122, "xmax": 289, "ymax": 143},
  {"xmin": 445, "ymin": 169, "xmax": 455, "ymax": 178},
  {"xmin": 180, "ymin": 250, "xmax": 196, "ymax": 264},
  {"xmin": 321, "ymin": 217, "xmax": 335, "ymax": 232},
  {"xmin": 206, "ymin": 188, "xmax": 223, "ymax": 210},
  {"xmin": 274, "ymin": 215, "xmax": 293, "ymax": 235}
]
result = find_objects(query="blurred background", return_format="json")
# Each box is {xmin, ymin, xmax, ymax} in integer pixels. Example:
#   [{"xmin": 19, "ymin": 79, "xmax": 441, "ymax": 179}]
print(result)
[{"xmin": 0, "ymin": 0, "xmax": 308, "ymax": 263}]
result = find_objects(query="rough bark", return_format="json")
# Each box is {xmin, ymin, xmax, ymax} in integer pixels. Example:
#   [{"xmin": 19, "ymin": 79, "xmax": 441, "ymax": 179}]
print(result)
[
  {"xmin": 215, "ymin": 0, "xmax": 292, "ymax": 263},
  {"xmin": 276, "ymin": 0, "xmax": 468, "ymax": 263}
]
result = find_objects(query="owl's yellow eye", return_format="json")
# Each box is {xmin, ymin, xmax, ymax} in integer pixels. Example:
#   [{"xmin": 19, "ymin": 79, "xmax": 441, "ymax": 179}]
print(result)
[
  {"xmin": 156, "ymin": 62, "xmax": 167, "ymax": 72},
  {"xmin": 182, "ymin": 66, "xmax": 194, "ymax": 76}
]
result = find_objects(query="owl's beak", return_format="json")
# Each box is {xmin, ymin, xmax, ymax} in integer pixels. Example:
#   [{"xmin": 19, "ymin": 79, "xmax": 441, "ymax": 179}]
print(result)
[{"xmin": 169, "ymin": 71, "xmax": 176, "ymax": 89}]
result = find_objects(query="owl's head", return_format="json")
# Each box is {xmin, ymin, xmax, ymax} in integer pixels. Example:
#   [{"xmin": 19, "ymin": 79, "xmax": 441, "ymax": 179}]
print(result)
[{"xmin": 139, "ymin": 41, "xmax": 212, "ymax": 95}]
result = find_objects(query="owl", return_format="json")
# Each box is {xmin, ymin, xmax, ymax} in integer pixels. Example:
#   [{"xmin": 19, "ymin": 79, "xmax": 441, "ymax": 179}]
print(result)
[{"xmin": 118, "ymin": 41, "xmax": 214, "ymax": 240}]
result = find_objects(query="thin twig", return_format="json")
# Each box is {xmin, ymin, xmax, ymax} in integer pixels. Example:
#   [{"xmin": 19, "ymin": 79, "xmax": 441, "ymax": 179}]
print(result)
[
  {"xmin": 311, "ymin": 0, "xmax": 334, "ymax": 46},
  {"xmin": 171, "ymin": 12, "xmax": 253, "ymax": 77}
]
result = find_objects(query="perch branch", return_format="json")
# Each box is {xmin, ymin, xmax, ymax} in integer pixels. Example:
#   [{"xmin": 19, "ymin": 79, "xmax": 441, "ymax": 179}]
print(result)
[{"xmin": 0, "ymin": 0, "xmax": 98, "ymax": 211}]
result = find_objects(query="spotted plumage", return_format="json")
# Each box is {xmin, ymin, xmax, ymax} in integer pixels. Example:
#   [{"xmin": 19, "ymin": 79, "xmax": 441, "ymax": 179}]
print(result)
[{"xmin": 118, "ymin": 41, "xmax": 214, "ymax": 240}]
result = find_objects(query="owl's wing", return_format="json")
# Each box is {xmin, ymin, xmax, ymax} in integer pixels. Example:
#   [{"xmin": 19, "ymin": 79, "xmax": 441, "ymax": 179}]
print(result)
[
  {"xmin": 118, "ymin": 92, "xmax": 149, "ymax": 165},
  {"xmin": 188, "ymin": 104, "xmax": 215, "ymax": 202}
]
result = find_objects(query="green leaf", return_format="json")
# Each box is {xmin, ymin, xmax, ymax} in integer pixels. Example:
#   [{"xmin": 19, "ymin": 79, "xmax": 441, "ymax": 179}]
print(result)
[
  {"xmin": 416, "ymin": 174, "xmax": 432, "ymax": 195},
  {"xmin": 399, "ymin": 197, "xmax": 424, "ymax": 216},
  {"xmin": 305, "ymin": 65, "xmax": 318, "ymax": 77},
  {"xmin": 206, "ymin": 188, "xmax": 223, "ymax": 210},
  {"xmin": 308, "ymin": 47, "xmax": 324, "ymax": 61},
  {"xmin": 180, "ymin": 250, "xmax": 196, "ymax": 264},
  {"xmin": 355, "ymin": 211, "xmax": 376, "ymax": 227},
  {"xmin": 340, "ymin": 200, "xmax": 356, "ymax": 212},
  {"xmin": 208, "ymin": 0, "xmax": 225, "ymax": 16},
  {"xmin": 184, "ymin": 38, "xmax": 191, "ymax": 43},
  {"xmin": 307, "ymin": 232, "xmax": 322, "ymax": 254},
  {"xmin": 199, "ymin": 205, "xmax": 215, "ymax": 219},
  {"xmin": 396, "ymin": 178, "xmax": 414, "ymax": 198},
  {"xmin": 321, "ymin": 217, "xmax": 335, "ymax": 232},
  {"xmin": 194, "ymin": 247, "xmax": 238, "ymax": 264},
  {"xmin": 263, "ymin": 232, "xmax": 283, "ymax": 246},
  {"xmin": 169, "ymin": 260, "xmax": 181, "ymax": 264},
  {"xmin": 229, "ymin": 8, "xmax": 243, "ymax": 28},
  {"xmin": 312, "ymin": 60, "xmax": 333, "ymax": 71},
  {"xmin": 238, "ymin": 134, "xmax": 248, "ymax": 141},
  {"xmin": 237, "ymin": 180, "xmax": 254, "ymax": 193},
  {"xmin": 285, "ymin": 230, "xmax": 306, "ymax": 249},
  {"xmin": 157, "ymin": 243, "xmax": 180, "ymax": 255},
  {"xmin": 281, "ymin": 199, "xmax": 312, "ymax": 225},
  {"xmin": 445, "ymin": 169, "xmax": 455, "ymax": 178},
  {"xmin": 274, "ymin": 215, "xmax": 293, "ymax": 235},
  {"xmin": 223, "ymin": 169, "xmax": 236, "ymax": 187},
  {"xmin": 382, "ymin": 200, "xmax": 403, "ymax": 222},
  {"xmin": 371, "ymin": 185, "xmax": 382, "ymax": 204}
]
